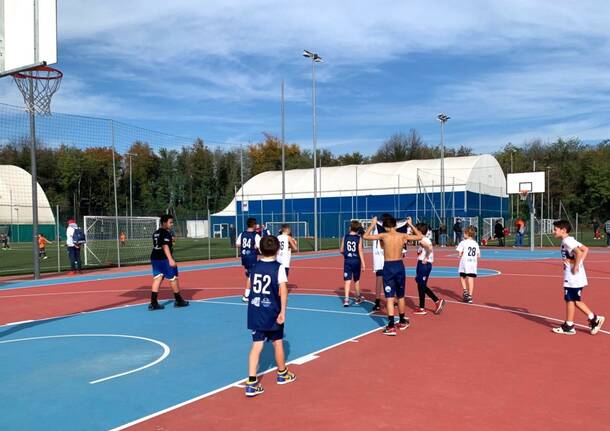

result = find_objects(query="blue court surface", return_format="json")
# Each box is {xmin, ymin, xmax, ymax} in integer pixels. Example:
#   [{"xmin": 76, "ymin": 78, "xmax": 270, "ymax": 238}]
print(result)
[
  {"xmin": 0, "ymin": 294, "xmax": 385, "ymax": 430},
  {"xmin": 449, "ymin": 249, "xmax": 558, "ymax": 260},
  {"xmin": 404, "ymin": 266, "xmax": 499, "ymax": 278}
]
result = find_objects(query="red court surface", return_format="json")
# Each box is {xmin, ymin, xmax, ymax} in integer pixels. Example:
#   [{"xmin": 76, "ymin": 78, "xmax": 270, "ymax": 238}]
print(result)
[{"xmin": 1, "ymin": 248, "xmax": 609, "ymax": 431}]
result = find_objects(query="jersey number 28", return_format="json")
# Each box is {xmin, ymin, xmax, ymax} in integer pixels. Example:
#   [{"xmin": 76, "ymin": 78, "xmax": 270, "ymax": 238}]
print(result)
[
  {"xmin": 252, "ymin": 274, "xmax": 271, "ymax": 294},
  {"xmin": 467, "ymin": 247, "xmax": 477, "ymax": 257}
]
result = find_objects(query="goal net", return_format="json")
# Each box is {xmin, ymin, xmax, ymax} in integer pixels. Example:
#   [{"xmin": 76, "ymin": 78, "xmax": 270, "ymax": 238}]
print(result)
[
  {"xmin": 482, "ymin": 217, "xmax": 504, "ymax": 241},
  {"xmin": 84, "ymin": 216, "xmax": 160, "ymax": 266}
]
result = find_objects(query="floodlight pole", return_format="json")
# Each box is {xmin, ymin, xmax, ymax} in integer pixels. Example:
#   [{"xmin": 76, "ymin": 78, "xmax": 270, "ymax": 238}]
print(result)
[
  {"xmin": 437, "ymin": 114, "xmax": 450, "ymax": 227},
  {"xmin": 281, "ymin": 80, "xmax": 286, "ymax": 223},
  {"xmin": 303, "ymin": 50, "xmax": 323, "ymax": 251},
  {"xmin": 28, "ymin": 76, "xmax": 40, "ymax": 279}
]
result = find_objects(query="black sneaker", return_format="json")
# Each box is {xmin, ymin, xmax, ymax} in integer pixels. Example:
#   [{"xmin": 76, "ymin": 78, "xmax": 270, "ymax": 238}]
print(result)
[
  {"xmin": 174, "ymin": 299, "xmax": 189, "ymax": 308},
  {"xmin": 467, "ymin": 294, "xmax": 473, "ymax": 304},
  {"xmin": 373, "ymin": 302, "xmax": 381, "ymax": 311},
  {"xmin": 552, "ymin": 322, "xmax": 575, "ymax": 335},
  {"xmin": 462, "ymin": 292, "xmax": 469, "ymax": 303},
  {"xmin": 589, "ymin": 315, "xmax": 605, "ymax": 335},
  {"xmin": 148, "ymin": 303, "xmax": 165, "ymax": 311}
]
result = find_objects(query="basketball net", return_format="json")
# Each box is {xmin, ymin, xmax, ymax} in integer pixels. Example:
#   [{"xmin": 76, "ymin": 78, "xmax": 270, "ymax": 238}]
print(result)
[
  {"xmin": 12, "ymin": 65, "xmax": 63, "ymax": 116},
  {"xmin": 519, "ymin": 190, "xmax": 530, "ymax": 201}
]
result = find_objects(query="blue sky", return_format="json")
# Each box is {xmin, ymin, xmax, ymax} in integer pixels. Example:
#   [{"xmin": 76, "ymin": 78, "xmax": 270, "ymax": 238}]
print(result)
[{"xmin": 1, "ymin": 0, "xmax": 610, "ymax": 155}]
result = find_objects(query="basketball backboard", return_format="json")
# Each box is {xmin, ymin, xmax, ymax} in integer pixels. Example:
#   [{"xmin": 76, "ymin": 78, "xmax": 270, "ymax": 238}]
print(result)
[
  {"xmin": 0, "ymin": 0, "xmax": 57, "ymax": 77},
  {"xmin": 506, "ymin": 171, "xmax": 545, "ymax": 194}
]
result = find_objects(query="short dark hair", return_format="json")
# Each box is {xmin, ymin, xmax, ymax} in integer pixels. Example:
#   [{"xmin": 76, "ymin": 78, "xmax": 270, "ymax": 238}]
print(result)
[
  {"xmin": 160, "ymin": 214, "xmax": 174, "ymax": 224},
  {"xmin": 350, "ymin": 220, "xmax": 361, "ymax": 232},
  {"xmin": 259, "ymin": 235, "xmax": 280, "ymax": 256},
  {"xmin": 417, "ymin": 223, "xmax": 428, "ymax": 235},
  {"xmin": 383, "ymin": 216, "xmax": 396, "ymax": 228},
  {"xmin": 553, "ymin": 219, "xmax": 572, "ymax": 233},
  {"xmin": 247, "ymin": 217, "xmax": 257, "ymax": 228},
  {"xmin": 280, "ymin": 223, "xmax": 290, "ymax": 234}
]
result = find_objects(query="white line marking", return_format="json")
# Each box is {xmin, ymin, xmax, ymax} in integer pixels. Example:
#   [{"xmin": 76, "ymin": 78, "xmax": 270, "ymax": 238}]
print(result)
[
  {"xmin": 287, "ymin": 354, "xmax": 319, "ymax": 365},
  {"xmin": 0, "ymin": 334, "xmax": 170, "ymax": 384},
  {"xmin": 4, "ymin": 319, "xmax": 34, "ymax": 325},
  {"xmin": 108, "ymin": 323, "xmax": 384, "ymax": 431},
  {"xmin": 200, "ymin": 299, "xmax": 375, "ymax": 317}
]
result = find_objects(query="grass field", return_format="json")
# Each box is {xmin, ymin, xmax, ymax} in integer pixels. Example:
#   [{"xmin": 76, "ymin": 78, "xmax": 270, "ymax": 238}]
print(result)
[
  {"xmin": 0, "ymin": 236, "xmax": 342, "ymax": 277},
  {"xmin": 1, "ymin": 228, "xmax": 607, "ymax": 277}
]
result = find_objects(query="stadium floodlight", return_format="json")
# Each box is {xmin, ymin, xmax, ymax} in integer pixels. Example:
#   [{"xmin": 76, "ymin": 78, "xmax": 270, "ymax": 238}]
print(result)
[
  {"xmin": 303, "ymin": 49, "xmax": 323, "ymax": 251},
  {"xmin": 437, "ymin": 113, "xmax": 450, "ymax": 225}
]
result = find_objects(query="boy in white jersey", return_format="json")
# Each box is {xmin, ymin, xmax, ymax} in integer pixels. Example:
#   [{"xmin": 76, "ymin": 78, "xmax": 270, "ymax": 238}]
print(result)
[
  {"xmin": 551, "ymin": 220, "xmax": 605, "ymax": 335},
  {"xmin": 277, "ymin": 224, "xmax": 298, "ymax": 278},
  {"xmin": 371, "ymin": 214, "xmax": 391, "ymax": 311},
  {"xmin": 456, "ymin": 226, "xmax": 480, "ymax": 303},
  {"xmin": 414, "ymin": 223, "xmax": 445, "ymax": 315}
]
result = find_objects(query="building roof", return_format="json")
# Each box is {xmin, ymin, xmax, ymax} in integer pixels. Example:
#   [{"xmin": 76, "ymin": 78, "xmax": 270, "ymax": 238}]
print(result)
[
  {"xmin": 214, "ymin": 155, "xmax": 506, "ymax": 217},
  {"xmin": 0, "ymin": 165, "xmax": 56, "ymax": 224}
]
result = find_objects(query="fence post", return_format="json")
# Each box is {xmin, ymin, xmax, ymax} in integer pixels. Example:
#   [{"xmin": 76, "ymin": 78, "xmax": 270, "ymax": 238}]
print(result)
[
  {"xmin": 56, "ymin": 204, "xmax": 61, "ymax": 273},
  {"xmin": 575, "ymin": 213, "xmax": 579, "ymax": 241},
  {"xmin": 110, "ymin": 120, "xmax": 121, "ymax": 268}
]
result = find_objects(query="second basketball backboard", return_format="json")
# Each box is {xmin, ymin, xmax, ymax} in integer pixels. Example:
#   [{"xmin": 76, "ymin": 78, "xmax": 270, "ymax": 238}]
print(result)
[{"xmin": 506, "ymin": 171, "xmax": 545, "ymax": 195}]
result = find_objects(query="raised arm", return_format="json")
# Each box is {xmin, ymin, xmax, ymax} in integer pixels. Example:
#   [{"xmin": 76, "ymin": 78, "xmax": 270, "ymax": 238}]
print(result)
[
  {"xmin": 363, "ymin": 217, "xmax": 381, "ymax": 241},
  {"xmin": 403, "ymin": 217, "xmax": 423, "ymax": 242}
]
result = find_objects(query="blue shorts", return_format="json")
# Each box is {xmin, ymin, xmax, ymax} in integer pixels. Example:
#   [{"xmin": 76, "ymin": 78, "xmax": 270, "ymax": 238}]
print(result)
[
  {"xmin": 151, "ymin": 259, "xmax": 178, "ymax": 280},
  {"xmin": 564, "ymin": 287, "xmax": 583, "ymax": 301},
  {"xmin": 241, "ymin": 255, "xmax": 257, "ymax": 277},
  {"xmin": 383, "ymin": 260, "xmax": 406, "ymax": 298},
  {"xmin": 251, "ymin": 326, "xmax": 284, "ymax": 342},
  {"xmin": 415, "ymin": 261, "xmax": 432, "ymax": 285},
  {"xmin": 343, "ymin": 259, "xmax": 361, "ymax": 281}
]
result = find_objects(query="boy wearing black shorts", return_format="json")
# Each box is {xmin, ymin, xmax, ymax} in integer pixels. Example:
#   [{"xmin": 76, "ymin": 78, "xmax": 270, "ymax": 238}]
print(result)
[
  {"xmin": 364, "ymin": 216, "xmax": 422, "ymax": 336},
  {"xmin": 245, "ymin": 235, "xmax": 296, "ymax": 397},
  {"xmin": 237, "ymin": 217, "xmax": 261, "ymax": 302},
  {"xmin": 148, "ymin": 214, "xmax": 189, "ymax": 310},
  {"xmin": 551, "ymin": 220, "xmax": 605, "ymax": 335}
]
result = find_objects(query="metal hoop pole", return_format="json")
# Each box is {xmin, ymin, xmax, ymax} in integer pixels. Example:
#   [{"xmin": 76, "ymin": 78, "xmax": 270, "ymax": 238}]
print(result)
[{"xmin": 29, "ymin": 76, "xmax": 40, "ymax": 279}]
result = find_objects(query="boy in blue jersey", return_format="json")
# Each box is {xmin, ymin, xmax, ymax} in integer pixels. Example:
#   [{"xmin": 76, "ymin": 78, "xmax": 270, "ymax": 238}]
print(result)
[
  {"xmin": 237, "ymin": 217, "xmax": 261, "ymax": 302},
  {"xmin": 364, "ymin": 216, "xmax": 422, "ymax": 336},
  {"xmin": 148, "ymin": 214, "xmax": 189, "ymax": 310},
  {"xmin": 245, "ymin": 235, "xmax": 296, "ymax": 397},
  {"xmin": 340, "ymin": 220, "xmax": 366, "ymax": 307}
]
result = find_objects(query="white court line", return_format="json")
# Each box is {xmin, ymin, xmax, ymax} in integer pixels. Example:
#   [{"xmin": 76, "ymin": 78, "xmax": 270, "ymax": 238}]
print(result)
[
  {"xmin": 0, "ymin": 333, "xmax": 170, "ymax": 384},
  {"xmin": 108, "ymin": 324, "xmax": 384, "ymax": 431},
  {"xmin": 200, "ymin": 299, "xmax": 377, "ymax": 317}
]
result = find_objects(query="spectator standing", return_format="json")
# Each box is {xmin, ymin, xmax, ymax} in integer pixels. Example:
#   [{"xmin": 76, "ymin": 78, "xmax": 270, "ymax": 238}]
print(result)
[
  {"xmin": 453, "ymin": 218, "xmax": 463, "ymax": 244},
  {"xmin": 66, "ymin": 219, "xmax": 83, "ymax": 275},
  {"xmin": 229, "ymin": 224, "xmax": 237, "ymax": 248},
  {"xmin": 494, "ymin": 220, "xmax": 505, "ymax": 247},
  {"xmin": 605, "ymin": 218, "xmax": 610, "ymax": 248},
  {"xmin": 439, "ymin": 224, "xmax": 447, "ymax": 247}
]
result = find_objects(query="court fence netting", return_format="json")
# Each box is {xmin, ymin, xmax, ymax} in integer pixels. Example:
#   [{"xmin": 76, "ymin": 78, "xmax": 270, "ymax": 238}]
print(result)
[{"xmin": 0, "ymin": 102, "xmax": 595, "ymax": 277}]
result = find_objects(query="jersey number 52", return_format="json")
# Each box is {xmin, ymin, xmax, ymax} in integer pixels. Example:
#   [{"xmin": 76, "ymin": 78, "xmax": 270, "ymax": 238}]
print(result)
[{"xmin": 252, "ymin": 274, "xmax": 271, "ymax": 294}]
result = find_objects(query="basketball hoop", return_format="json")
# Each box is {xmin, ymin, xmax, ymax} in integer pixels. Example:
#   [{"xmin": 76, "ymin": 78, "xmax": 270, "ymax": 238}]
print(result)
[
  {"xmin": 519, "ymin": 190, "xmax": 530, "ymax": 201},
  {"xmin": 12, "ymin": 65, "xmax": 63, "ymax": 116}
]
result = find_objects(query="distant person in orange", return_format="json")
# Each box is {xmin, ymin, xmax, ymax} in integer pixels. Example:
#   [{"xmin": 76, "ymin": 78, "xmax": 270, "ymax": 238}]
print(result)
[
  {"xmin": 38, "ymin": 233, "xmax": 52, "ymax": 260},
  {"xmin": 514, "ymin": 219, "xmax": 525, "ymax": 247},
  {"xmin": 119, "ymin": 231, "xmax": 127, "ymax": 247}
]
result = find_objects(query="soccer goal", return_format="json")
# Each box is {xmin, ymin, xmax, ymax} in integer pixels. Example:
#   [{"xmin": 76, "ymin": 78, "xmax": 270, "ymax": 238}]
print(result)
[
  {"xmin": 342, "ymin": 218, "xmax": 374, "ymax": 248},
  {"xmin": 482, "ymin": 217, "xmax": 504, "ymax": 241},
  {"xmin": 84, "ymin": 216, "xmax": 159, "ymax": 266}
]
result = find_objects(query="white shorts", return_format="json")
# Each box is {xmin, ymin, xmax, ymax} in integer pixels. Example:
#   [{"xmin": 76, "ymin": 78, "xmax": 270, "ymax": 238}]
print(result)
[{"xmin": 459, "ymin": 259, "xmax": 478, "ymax": 276}]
